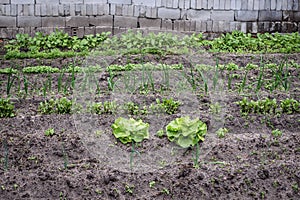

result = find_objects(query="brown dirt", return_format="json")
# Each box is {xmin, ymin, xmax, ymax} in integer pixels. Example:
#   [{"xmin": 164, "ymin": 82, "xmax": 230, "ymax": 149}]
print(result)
[{"xmin": 0, "ymin": 53, "xmax": 299, "ymax": 199}]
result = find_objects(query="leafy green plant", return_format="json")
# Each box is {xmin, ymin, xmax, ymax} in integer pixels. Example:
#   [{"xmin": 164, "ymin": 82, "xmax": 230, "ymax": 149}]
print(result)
[
  {"xmin": 216, "ymin": 128, "xmax": 228, "ymax": 138},
  {"xmin": 45, "ymin": 128, "xmax": 55, "ymax": 137},
  {"xmin": 23, "ymin": 66, "xmax": 60, "ymax": 74},
  {"xmin": 271, "ymin": 129, "xmax": 282, "ymax": 138},
  {"xmin": 112, "ymin": 117, "xmax": 149, "ymax": 168},
  {"xmin": 280, "ymin": 98, "xmax": 299, "ymax": 114},
  {"xmin": 111, "ymin": 117, "xmax": 149, "ymax": 144},
  {"xmin": 157, "ymin": 98, "xmax": 181, "ymax": 115},
  {"xmin": 166, "ymin": 116, "xmax": 207, "ymax": 148},
  {"xmin": 0, "ymin": 98, "xmax": 15, "ymax": 118},
  {"xmin": 38, "ymin": 97, "xmax": 81, "ymax": 114}
]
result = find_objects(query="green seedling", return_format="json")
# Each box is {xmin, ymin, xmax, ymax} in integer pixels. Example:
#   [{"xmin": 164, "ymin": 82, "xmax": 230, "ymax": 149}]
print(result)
[
  {"xmin": 149, "ymin": 181, "xmax": 156, "ymax": 188},
  {"xmin": 0, "ymin": 98, "xmax": 15, "ymax": 118},
  {"xmin": 45, "ymin": 128, "xmax": 55, "ymax": 137},
  {"xmin": 216, "ymin": 128, "xmax": 228, "ymax": 138},
  {"xmin": 111, "ymin": 117, "xmax": 149, "ymax": 168},
  {"xmin": 166, "ymin": 116, "xmax": 207, "ymax": 167},
  {"xmin": 156, "ymin": 129, "xmax": 165, "ymax": 138},
  {"xmin": 271, "ymin": 129, "xmax": 282, "ymax": 138}
]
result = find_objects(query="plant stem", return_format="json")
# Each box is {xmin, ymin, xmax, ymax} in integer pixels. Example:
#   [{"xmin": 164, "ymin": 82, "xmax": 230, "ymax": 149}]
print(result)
[
  {"xmin": 130, "ymin": 141, "xmax": 135, "ymax": 169},
  {"xmin": 193, "ymin": 143, "xmax": 200, "ymax": 168}
]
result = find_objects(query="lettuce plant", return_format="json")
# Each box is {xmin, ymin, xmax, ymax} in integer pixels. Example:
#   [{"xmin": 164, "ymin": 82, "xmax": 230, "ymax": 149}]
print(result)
[
  {"xmin": 166, "ymin": 116, "xmax": 207, "ymax": 148},
  {"xmin": 111, "ymin": 117, "xmax": 149, "ymax": 144}
]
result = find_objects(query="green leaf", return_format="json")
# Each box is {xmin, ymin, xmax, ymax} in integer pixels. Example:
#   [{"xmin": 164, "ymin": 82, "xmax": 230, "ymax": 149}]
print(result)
[
  {"xmin": 111, "ymin": 117, "xmax": 149, "ymax": 144},
  {"xmin": 166, "ymin": 116, "xmax": 207, "ymax": 148}
]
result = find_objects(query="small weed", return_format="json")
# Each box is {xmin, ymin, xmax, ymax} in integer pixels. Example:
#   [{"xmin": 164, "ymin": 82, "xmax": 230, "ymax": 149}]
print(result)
[
  {"xmin": 0, "ymin": 98, "xmax": 15, "ymax": 118},
  {"xmin": 161, "ymin": 188, "xmax": 170, "ymax": 195},
  {"xmin": 216, "ymin": 128, "xmax": 228, "ymax": 138},
  {"xmin": 125, "ymin": 184, "xmax": 134, "ymax": 194},
  {"xmin": 292, "ymin": 183, "xmax": 299, "ymax": 192},
  {"xmin": 45, "ymin": 128, "xmax": 55, "ymax": 137},
  {"xmin": 149, "ymin": 181, "xmax": 156, "ymax": 188},
  {"xmin": 271, "ymin": 129, "xmax": 282, "ymax": 138},
  {"xmin": 156, "ymin": 129, "xmax": 164, "ymax": 138}
]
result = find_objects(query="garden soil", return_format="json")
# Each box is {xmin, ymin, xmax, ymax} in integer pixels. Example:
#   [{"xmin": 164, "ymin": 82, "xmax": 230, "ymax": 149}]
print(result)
[{"xmin": 0, "ymin": 51, "xmax": 299, "ymax": 199}]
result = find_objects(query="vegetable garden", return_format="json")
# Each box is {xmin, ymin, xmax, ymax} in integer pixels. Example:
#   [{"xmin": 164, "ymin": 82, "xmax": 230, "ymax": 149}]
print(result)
[{"xmin": 0, "ymin": 30, "xmax": 299, "ymax": 199}]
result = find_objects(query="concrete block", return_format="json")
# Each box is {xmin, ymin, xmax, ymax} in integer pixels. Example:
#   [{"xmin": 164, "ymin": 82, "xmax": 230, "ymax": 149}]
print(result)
[
  {"xmin": 84, "ymin": 0, "xmax": 107, "ymax": 3},
  {"xmin": 206, "ymin": 20, "xmax": 212, "ymax": 31},
  {"xmin": 201, "ymin": 0, "xmax": 209, "ymax": 9},
  {"xmin": 265, "ymin": 0, "xmax": 271, "ymax": 10},
  {"xmin": 11, "ymin": 0, "xmax": 34, "ymax": 4},
  {"xmin": 66, "ymin": 16, "xmax": 89, "ymax": 27},
  {"xmin": 40, "ymin": 4, "xmax": 46, "ymax": 16},
  {"xmin": 139, "ymin": 17, "xmax": 161, "ymax": 28},
  {"xmin": 46, "ymin": 4, "xmax": 52, "ymax": 16},
  {"xmin": 108, "ymin": 0, "xmax": 131, "ymax": 4},
  {"xmin": 172, "ymin": 0, "xmax": 179, "ymax": 8},
  {"xmin": 146, "ymin": 6, "xmax": 157, "ymax": 18},
  {"xmin": 282, "ymin": 21, "xmax": 298, "ymax": 32},
  {"xmin": 283, "ymin": 11, "xmax": 300, "ymax": 22},
  {"xmin": 281, "ymin": 0, "xmax": 287, "ymax": 10},
  {"xmin": 276, "ymin": 0, "xmax": 282, "ymax": 10},
  {"xmin": 42, "ymin": 17, "xmax": 66, "ymax": 27},
  {"xmin": 178, "ymin": 0, "xmax": 184, "ymax": 8},
  {"xmin": 60, "ymin": 0, "xmax": 83, "ymax": 3},
  {"xmin": 187, "ymin": 9, "xmax": 211, "ymax": 20},
  {"xmin": 18, "ymin": 16, "xmax": 42, "ymax": 27},
  {"xmin": 223, "ymin": 21, "xmax": 230, "ymax": 32},
  {"xmin": 270, "ymin": 0, "xmax": 276, "ymax": 10},
  {"xmin": 58, "ymin": 5, "xmax": 64, "ymax": 16},
  {"xmin": 230, "ymin": 0, "xmax": 236, "ymax": 10},
  {"xmin": 184, "ymin": 0, "xmax": 190, "ymax": 9},
  {"xmin": 133, "ymin": 5, "xmax": 146, "ymax": 17},
  {"xmin": 229, "ymin": 21, "xmax": 238, "ymax": 31},
  {"xmin": 287, "ymin": 0, "xmax": 293, "ymax": 10},
  {"xmin": 158, "ymin": 7, "xmax": 181, "ymax": 19},
  {"xmin": 36, "ymin": 0, "xmax": 59, "ymax": 4},
  {"xmin": 235, "ymin": 10, "xmax": 258, "ymax": 21},
  {"xmin": 132, "ymin": 0, "xmax": 155, "ymax": 7},
  {"xmin": 114, "ymin": 15, "xmax": 137, "ymax": 28},
  {"xmin": 241, "ymin": 0, "xmax": 247, "ymax": 10},
  {"xmin": 164, "ymin": 0, "xmax": 172, "ymax": 8},
  {"xmin": 122, "ymin": 4, "xmax": 133, "ymax": 16},
  {"xmin": 253, "ymin": 0, "xmax": 259, "ymax": 10},
  {"xmin": 225, "ymin": 0, "xmax": 230, "ymax": 10},
  {"xmin": 195, "ymin": 20, "xmax": 206, "ymax": 32},
  {"xmin": 251, "ymin": 22, "xmax": 258, "ymax": 33},
  {"xmin": 93, "ymin": 3, "xmax": 98, "ymax": 15},
  {"xmin": 11, "ymin": 4, "xmax": 17, "ymax": 16},
  {"xmin": 259, "ymin": 0, "xmax": 265, "ymax": 10},
  {"xmin": 259, "ymin": 10, "xmax": 282, "ymax": 21},
  {"xmin": 0, "ymin": 28, "xmax": 18, "ymax": 39},
  {"xmin": 64, "ymin": 4, "xmax": 70, "ymax": 16},
  {"xmin": 293, "ymin": 0, "xmax": 299, "ymax": 11},
  {"xmin": 156, "ymin": 0, "xmax": 162, "ymax": 7},
  {"xmin": 211, "ymin": 10, "xmax": 234, "ymax": 21},
  {"xmin": 53, "ymin": 5, "xmax": 59, "ymax": 16},
  {"xmin": 17, "ymin": 4, "xmax": 22, "ymax": 15},
  {"xmin": 235, "ymin": 0, "xmax": 241, "ymax": 10},
  {"xmin": 212, "ymin": 20, "xmax": 218, "ymax": 32},
  {"xmin": 0, "ymin": 16, "xmax": 16, "ymax": 27},
  {"xmin": 86, "ymin": 4, "xmax": 93, "ymax": 15},
  {"xmin": 97, "ymin": 3, "xmax": 109, "ymax": 15},
  {"xmin": 248, "ymin": 0, "xmax": 253, "ymax": 10},
  {"xmin": 213, "ymin": 0, "xmax": 219, "ymax": 9},
  {"xmin": 191, "ymin": 0, "xmax": 196, "ymax": 9},
  {"xmin": 161, "ymin": 19, "xmax": 172, "ymax": 30},
  {"xmin": 84, "ymin": 26, "xmax": 95, "ymax": 35},
  {"xmin": 196, "ymin": 0, "xmax": 201, "ymax": 9},
  {"xmin": 219, "ymin": 0, "xmax": 225, "ymax": 10},
  {"xmin": 174, "ymin": 20, "xmax": 184, "ymax": 31},
  {"xmin": 95, "ymin": 26, "xmax": 112, "ymax": 34},
  {"xmin": 241, "ymin": 22, "xmax": 246, "ymax": 33},
  {"xmin": 181, "ymin": 8, "xmax": 187, "ymax": 19},
  {"xmin": 70, "ymin": 4, "xmax": 76, "ymax": 16},
  {"xmin": 0, "ymin": 0, "xmax": 10, "ymax": 4},
  {"xmin": 4, "ymin": 4, "xmax": 10, "ymax": 15},
  {"xmin": 89, "ymin": 15, "xmax": 112, "ymax": 26}
]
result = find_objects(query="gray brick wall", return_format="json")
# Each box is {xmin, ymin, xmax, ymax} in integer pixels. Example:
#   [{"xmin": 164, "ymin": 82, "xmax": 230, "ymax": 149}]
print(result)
[{"xmin": 0, "ymin": 0, "xmax": 300, "ymax": 38}]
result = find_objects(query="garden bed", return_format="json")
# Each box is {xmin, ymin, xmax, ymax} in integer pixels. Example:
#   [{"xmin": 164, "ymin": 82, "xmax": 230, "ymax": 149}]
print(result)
[{"xmin": 0, "ymin": 31, "xmax": 299, "ymax": 199}]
